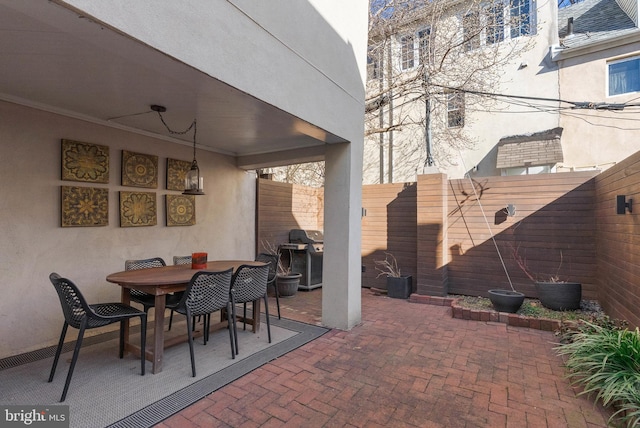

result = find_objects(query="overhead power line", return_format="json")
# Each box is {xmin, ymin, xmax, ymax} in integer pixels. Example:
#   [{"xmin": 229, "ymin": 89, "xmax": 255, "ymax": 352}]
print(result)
[{"xmin": 432, "ymin": 84, "xmax": 640, "ymax": 111}]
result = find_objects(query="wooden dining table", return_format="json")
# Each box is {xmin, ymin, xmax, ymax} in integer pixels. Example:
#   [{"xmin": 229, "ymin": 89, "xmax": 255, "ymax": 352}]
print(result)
[{"xmin": 106, "ymin": 260, "xmax": 266, "ymax": 374}]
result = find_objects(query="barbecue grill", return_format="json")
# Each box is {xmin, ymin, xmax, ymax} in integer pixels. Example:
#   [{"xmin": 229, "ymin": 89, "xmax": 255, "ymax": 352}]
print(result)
[{"xmin": 279, "ymin": 229, "xmax": 323, "ymax": 290}]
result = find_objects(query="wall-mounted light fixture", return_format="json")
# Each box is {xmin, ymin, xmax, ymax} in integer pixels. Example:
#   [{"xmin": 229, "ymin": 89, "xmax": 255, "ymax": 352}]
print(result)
[
  {"xmin": 151, "ymin": 105, "xmax": 204, "ymax": 195},
  {"xmin": 506, "ymin": 204, "xmax": 516, "ymax": 217},
  {"xmin": 616, "ymin": 195, "xmax": 632, "ymax": 214}
]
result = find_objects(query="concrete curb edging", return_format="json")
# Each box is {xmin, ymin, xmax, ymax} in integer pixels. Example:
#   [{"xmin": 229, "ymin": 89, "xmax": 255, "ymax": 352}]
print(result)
[{"xmin": 408, "ymin": 294, "xmax": 562, "ymax": 331}]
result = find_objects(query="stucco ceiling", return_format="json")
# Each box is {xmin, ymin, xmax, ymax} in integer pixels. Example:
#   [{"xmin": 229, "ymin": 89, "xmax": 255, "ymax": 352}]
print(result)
[{"xmin": 0, "ymin": 1, "xmax": 342, "ymax": 166}]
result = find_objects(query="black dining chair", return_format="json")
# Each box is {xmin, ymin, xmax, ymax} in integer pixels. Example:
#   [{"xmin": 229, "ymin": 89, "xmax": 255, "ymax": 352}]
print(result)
[
  {"xmin": 48, "ymin": 273, "xmax": 147, "ymax": 402},
  {"xmin": 173, "ymin": 255, "xmax": 192, "ymax": 265},
  {"xmin": 169, "ymin": 255, "xmax": 195, "ymax": 330},
  {"xmin": 256, "ymin": 253, "xmax": 281, "ymax": 319},
  {"xmin": 229, "ymin": 264, "xmax": 271, "ymax": 354},
  {"xmin": 124, "ymin": 257, "xmax": 167, "ymax": 313},
  {"xmin": 125, "ymin": 257, "xmax": 181, "ymax": 331},
  {"xmin": 165, "ymin": 269, "xmax": 235, "ymax": 376}
]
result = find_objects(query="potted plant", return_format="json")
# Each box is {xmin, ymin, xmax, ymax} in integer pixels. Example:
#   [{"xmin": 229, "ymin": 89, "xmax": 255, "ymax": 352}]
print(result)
[
  {"xmin": 487, "ymin": 289, "xmax": 525, "ymax": 313},
  {"xmin": 511, "ymin": 245, "xmax": 582, "ymax": 311},
  {"xmin": 275, "ymin": 258, "xmax": 301, "ymax": 297},
  {"xmin": 263, "ymin": 240, "xmax": 301, "ymax": 297},
  {"xmin": 375, "ymin": 252, "xmax": 413, "ymax": 299}
]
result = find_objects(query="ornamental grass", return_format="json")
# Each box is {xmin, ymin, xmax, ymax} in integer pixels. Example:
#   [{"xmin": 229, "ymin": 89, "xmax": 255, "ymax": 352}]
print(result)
[{"xmin": 555, "ymin": 321, "xmax": 640, "ymax": 427}]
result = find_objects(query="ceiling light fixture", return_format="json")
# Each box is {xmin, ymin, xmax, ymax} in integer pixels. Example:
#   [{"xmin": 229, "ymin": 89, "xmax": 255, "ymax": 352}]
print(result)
[{"xmin": 151, "ymin": 104, "xmax": 204, "ymax": 195}]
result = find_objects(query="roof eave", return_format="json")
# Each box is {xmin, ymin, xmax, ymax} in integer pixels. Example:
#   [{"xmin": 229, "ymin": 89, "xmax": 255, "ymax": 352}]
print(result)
[{"xmin": 552, "ymin": 29, "xmax": 640, "ymax": 61}]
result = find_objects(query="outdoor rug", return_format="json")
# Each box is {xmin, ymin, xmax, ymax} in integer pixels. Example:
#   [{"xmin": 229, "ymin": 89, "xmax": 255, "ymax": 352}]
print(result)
[{"xmin": 0, "ymin": 316, "xmax": 327, "ymax": 428}]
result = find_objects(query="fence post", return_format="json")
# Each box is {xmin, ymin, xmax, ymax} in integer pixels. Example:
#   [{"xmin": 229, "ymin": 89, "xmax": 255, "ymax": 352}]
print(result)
[{"xmin": 416, "ymin": 173, "xmax": 449, "ymax": 296}]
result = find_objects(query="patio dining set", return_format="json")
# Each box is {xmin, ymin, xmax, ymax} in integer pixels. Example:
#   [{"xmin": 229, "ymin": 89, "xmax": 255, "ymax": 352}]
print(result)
[{"xmin": 47, "ymin": 253, "xmax": 281, "ymax": 402}]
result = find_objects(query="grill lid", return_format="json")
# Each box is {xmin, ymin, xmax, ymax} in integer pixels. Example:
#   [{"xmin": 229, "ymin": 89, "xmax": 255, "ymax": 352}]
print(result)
[{"xmin": 289, "ymin": 229, "xmax": 323, "ymax": 244}]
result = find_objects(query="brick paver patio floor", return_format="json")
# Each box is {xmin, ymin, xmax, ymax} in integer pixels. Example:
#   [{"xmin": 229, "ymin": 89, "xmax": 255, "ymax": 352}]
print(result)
[{"xmin": 158, "ymin": 288, "xmax": 611, "ymax": 427}]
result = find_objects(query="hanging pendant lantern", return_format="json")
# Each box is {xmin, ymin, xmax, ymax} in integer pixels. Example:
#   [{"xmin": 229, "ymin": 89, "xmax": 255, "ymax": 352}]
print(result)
[
  {"xmin": 183, "ymin": 158, "xmax": 204, "ymax": 195},
  {"xmin": 151, "ymin": 105, "xmax": 204, "ymax": 195},
  {"xmin": 183, "ymin": 118, "xmax": 204, "ymax": 195}
]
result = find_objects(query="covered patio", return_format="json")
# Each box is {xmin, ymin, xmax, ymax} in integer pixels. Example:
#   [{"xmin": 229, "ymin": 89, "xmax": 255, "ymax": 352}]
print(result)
[{"xmin": 0, "ymin": 0, "xmax": 367, "ymax": 364}]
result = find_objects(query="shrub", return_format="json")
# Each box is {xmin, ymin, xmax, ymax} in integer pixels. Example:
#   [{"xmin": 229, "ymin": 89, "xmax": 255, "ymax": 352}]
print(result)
[{"xmin": 555, "ymin": 321, "xmax": 640, "ymax": 427}]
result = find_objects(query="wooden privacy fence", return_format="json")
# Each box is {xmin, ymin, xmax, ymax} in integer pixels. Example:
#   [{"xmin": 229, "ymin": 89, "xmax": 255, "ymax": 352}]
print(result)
[
  {"xmin": 256, "ymin": 179, "xmax": 324, "ymax": 253},
  {"xmin": 257, "ymin": 149, "xmax": 640, "ymax": 328},
  {"xmin": 362, "ymin": 172, "xmax": 599, "ymax": 299}
]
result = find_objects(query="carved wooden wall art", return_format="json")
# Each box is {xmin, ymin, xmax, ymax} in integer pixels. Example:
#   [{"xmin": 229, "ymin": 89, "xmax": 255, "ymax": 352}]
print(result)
[
  {"xmin": 61, "ymin": 139, "xmax": 109, "ymax": 183},
  {"xmin": 121, "ymin": 150, "xmax": 158, "ymax": 188},
  {"xmin": 119, "ymin": 191, "xmax": 157, "ymax": 227},
  {"xmin": 166, "ymin": 158, "xmax": 191, "ymax": 191},
  {"xmin": 61, "ymin": 186, "xmax": 109, "ymax": 227},
  {"xmin": 166, "ymin": 194, "xmax": 196, "ymax": 226}
]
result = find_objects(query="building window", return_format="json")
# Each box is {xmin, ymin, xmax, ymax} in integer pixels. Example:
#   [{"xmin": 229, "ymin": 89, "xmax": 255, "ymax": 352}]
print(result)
[
  {"xmin": 398, "ymin": 27, "xmax": 433, "ymax": 71},
  {"xmin": 463, "ymin": 12, "xmax": 481, "ymax": 52},
  {"xmin": 509, "ymin": 0, "xmax": 531, "ymax": 38},
  {"xmin": 447, "ymin": 92, "xmax": 465, "ymax": 128},
  {"xmin": 418, "ymin": 27, "xmax": 433, "ymax": 65},
  {"xmin": 400, "ymin": 35, "xmax": 415, "ymax": 70},
  {"xmin": 609, "ymin": 56, "xmax": 640, "ymax": 96},
  {"xmin": 486, "ymin": 3, "xmax": 505, "ymax": 44},
  {"xmin": 502, "ymin": 165, "xmax": 553, "ymax": 176},
  {"xmin": 464, "ymin": 0, "xmax": 532, "ymax": 50},
  {"xmin": 367, "ymin": 47, "xmax": 383, "ymax": 81}
]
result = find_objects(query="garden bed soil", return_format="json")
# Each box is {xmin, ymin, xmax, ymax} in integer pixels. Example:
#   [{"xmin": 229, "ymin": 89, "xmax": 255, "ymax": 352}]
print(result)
[{"xmin": 409, "ymin": 294, "xmax": 604, "ymax": 332}]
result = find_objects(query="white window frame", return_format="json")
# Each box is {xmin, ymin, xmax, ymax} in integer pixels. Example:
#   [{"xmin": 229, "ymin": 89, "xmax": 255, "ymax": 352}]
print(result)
[
  {"xmin": 367, "ymin": 46, "xmax": 383, "ymax": 81},
  {"xmin": 398, "ymin": 26, "xmax": 433, "ymax": 71},
  {"xmin": 447, "ymin": 92, "xmax": 465, "ymax": 128},
  {"xmin": 462, "ymin": 10, "xmax": 481, "ymax": 52},
  {"xmin": 509, "ymin": 0, "xmax": 533, "ymax": 39},
  {"xmin": 399, "ymin": 34, "xmax": 415, "ymax": 70},
  {"xmin": 607, "ymin": 55, "xmax": 640, "ymax": 97},
  {"xmin": 461, "ymin": 0, "xmax": 535, "ymax": 51},
  {"xmin": 501, "ymin": 165, "xmax": 554, "ymax": 176}
]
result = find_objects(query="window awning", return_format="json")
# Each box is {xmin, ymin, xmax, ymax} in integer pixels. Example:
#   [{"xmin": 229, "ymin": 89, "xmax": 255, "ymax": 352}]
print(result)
[{"xmin": 496, "ymin": 127, "xmax": 564, "ymax": 168}]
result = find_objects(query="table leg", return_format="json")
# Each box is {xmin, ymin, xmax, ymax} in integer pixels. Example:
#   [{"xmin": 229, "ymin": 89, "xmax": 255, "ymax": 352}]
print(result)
[
  {"xmin": 152, "ymin": 294, "xmax": 166, "ymax": 374},
  {"xmin": 121, "ymin": 288, "xmax": 131, "ymax": 353},
  {"xmin": 252, "ymin": 299, "xmax": 261, "ymax": 333}
]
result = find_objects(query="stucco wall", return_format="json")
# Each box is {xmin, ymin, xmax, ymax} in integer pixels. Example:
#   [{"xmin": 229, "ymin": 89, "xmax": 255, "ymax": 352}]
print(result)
[
  {"xmin": 452, "ymin": 0, "xmax": 561, "ymax": 178},
  {"xmin": 557, "ymin": 41, "xmax": 640, "ymax": 171},
  {"xmin": 0, "ymin": 100, "xmax": 256, "ymax": 359}
]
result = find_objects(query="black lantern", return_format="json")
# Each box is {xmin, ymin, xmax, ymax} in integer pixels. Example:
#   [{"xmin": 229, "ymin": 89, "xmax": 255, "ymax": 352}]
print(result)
[
  {"xmin": 183, "ymin": 128, "xmax": 204, "ymax": 195},
  {"xmin": 151, "ymin": 105, "xmax": 204, "ymax": 195}
]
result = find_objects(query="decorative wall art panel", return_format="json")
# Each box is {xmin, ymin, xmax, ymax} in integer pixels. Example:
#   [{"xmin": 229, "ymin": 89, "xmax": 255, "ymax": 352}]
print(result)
[
  {"xmin": 166, "ymin": 158, "xmax": 191, "ymax": 191},
  {"xmin": 61, "ymin": 186, "xmax": 109, "ymax": 227},
  {"xmin": 166, "ymin": 194, "xmax": 196, "ymax": 226},
  {"xmin": 119, "ymin": 191, "xmax": 157, "ymax": 227},
  {"xmin": 121, "ymin": 150, "xmax": 158, "ymax": 188},
  {"xmin": 61, "ymin": 139, "xmax": 109, "ymax": 183}
]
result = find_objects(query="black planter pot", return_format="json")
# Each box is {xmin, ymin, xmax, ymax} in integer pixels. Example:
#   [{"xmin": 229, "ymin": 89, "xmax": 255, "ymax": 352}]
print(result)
[
  {"xmin": 488, "ymin": 289, "xmax": 525, "ymax": 313},
  {"xmin": 277, "ymin": 273, "xmax": 302, "ymax": 297},
  {"xmin": 387, "ymin": 276, "xmax": 412, "ymax": 299},
  {"xmin": 535, "ymin": 282, "xmax": 581, "ymax": 311}
]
